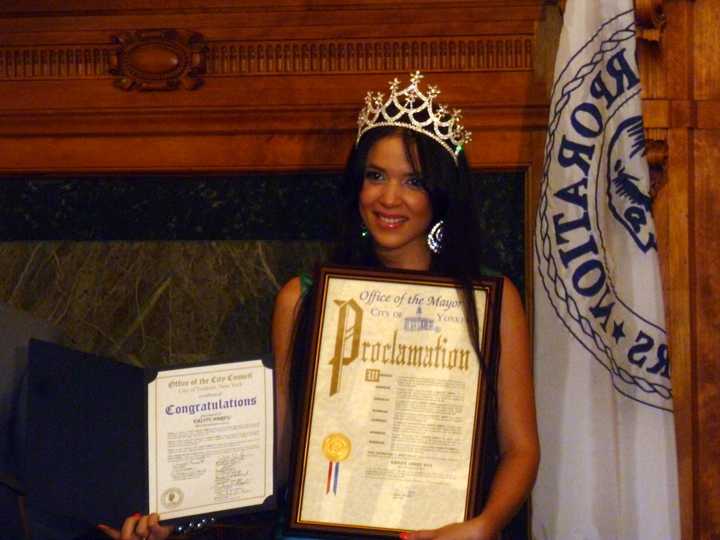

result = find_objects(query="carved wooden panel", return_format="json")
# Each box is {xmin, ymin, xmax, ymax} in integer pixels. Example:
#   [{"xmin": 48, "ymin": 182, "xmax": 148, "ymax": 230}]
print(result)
[
  {"xmin": 0, "ymin": 47, "xmax": 113, "ymax": 79},
  {"xmin": 0, "ymin": 35, "xmax": 534, "ymax": 83},
  {"xmin": 0, "ymin": 0, "xmax": 548, "ymax": 172},
  {"xmin": 205, "ymin": 36, "xmax": 533, "ymax": 75}
]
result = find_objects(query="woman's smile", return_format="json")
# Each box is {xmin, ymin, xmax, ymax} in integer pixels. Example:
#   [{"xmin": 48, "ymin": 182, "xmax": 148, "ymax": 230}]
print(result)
[{"xmin": 374, "ymin": 211, "xmax": 408, "ymax": 229}]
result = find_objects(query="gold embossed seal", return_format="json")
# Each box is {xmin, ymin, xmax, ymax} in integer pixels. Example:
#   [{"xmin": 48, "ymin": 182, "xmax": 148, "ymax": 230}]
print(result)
[{"xmin": 322, "ymin": 433, "xmax": 351, "ymax": 462}]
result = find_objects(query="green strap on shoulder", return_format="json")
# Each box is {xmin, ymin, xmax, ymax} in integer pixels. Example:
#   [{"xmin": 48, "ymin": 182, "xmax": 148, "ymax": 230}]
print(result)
[
  {"xmin": 299, "ymin": 272, "xmax": 313, "ymax": 296},
  {"xmin": 478, "ymin": 265, "xmax": 501, "ymax": 278}
]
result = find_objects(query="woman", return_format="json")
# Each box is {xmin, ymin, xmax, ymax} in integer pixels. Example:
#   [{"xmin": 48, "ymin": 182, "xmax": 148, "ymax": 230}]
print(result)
[
  {"xmin": 276, "ymin": 73, "xmax": 538, "ymax": 540},
  {"xmin": 103, "ymin": 72, "xmax": 538, "ymax": 540}
]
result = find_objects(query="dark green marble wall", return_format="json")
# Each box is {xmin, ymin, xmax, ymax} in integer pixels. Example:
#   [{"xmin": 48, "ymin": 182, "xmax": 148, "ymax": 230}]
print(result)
[{"xmin": 0, "ymin": 172, "xmax": 524, "ymax": 366}]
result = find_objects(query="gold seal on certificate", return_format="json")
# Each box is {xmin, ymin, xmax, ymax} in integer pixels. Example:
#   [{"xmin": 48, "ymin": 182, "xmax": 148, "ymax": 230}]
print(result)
[
  {"xmin": 322, "ymin": 433, "xmax": 352, "ymax": 495},
  {"xmin": 322, "ymin": 433, "xmax": 352, "ymax": 462}
]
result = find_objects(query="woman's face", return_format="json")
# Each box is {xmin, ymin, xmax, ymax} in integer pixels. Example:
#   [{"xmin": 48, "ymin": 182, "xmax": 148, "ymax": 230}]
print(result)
[{"xmin": 358, "ymin": 134, "xmax": 433, "ymax": 269}]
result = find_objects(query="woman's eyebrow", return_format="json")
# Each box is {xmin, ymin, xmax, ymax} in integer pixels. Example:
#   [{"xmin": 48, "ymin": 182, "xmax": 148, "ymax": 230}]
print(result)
[{"xmin": 365, "ymin": 162, "xmax": 418, "ymax": 177}]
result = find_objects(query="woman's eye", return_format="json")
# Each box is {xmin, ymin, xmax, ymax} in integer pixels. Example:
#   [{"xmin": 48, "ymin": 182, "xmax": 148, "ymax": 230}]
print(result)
[
  {"xmin": 364, "ymin": 170, "xmax": 384, "ymax": 182},
  {"xmin": 405, "ymin": 177, "xmax": 425, "ymax": 189}
]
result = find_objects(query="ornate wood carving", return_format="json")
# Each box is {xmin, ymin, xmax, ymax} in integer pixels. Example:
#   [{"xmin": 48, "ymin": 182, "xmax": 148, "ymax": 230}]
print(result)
[
  {"xmin": 0, "ymin": 46, "xmax": 114, "ymax": 79},
  {"xmin": 206, "ymin": 36, "xmax": 533, "ymax": 75},
  {"xmin": 635, "ymin": 0, "xmax": 666, "ymax": 43},
  {"xmin": 110, "ymin": 29, "xmax": 207, "ymax": 91},
  {"xmin": 0, "ymin": 35, "xmax": 533, "ymax": 84}
]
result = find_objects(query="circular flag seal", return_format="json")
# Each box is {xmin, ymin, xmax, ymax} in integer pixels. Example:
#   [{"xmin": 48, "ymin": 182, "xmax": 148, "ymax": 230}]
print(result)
[{"xmin": 535, "ymin": 9, "xmax": 672, "ymax": 411}]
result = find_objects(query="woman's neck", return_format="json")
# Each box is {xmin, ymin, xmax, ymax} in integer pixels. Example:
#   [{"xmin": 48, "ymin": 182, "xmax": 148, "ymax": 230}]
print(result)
[{"xmin": 374, "ymin": 245, "xmax": 432, "ymax": 271}]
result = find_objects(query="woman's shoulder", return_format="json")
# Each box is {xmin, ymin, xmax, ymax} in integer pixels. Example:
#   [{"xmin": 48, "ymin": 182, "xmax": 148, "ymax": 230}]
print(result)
[
  {"xmin": 275, "ymin": 271, "xmax": 315, "ymax": 312},
  {"xmin": 276, "ymin": 277, "xmax": 302, "ymax": 309},
  {"xmin": 500, "ymin": 275, "xmax": 523, "ymax": 307}
]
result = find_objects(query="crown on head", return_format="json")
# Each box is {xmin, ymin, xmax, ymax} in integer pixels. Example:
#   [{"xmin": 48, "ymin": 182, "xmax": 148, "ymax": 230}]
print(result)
[{"xmin": 356, "ymin": 71, "xmax": 472, "ymax": 163}]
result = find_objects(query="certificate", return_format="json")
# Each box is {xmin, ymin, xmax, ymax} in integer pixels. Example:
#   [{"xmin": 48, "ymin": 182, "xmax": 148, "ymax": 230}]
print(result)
[
  {"xmin": 147, "ymin": 360, "xmax": 274, "ymax": 522},
  {"xmin": 25, "ymin": 340, "xmax": 275, "ymax": 530},
  {"xmin": 288, "ymin": 266, "xmax": 502, "ymax": 537}
]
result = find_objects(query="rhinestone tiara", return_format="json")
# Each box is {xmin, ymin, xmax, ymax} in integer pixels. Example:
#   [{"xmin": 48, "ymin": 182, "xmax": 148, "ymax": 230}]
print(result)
[{"xmin": 356, "ymin": 71, "xmax": 472, "ymax": 163}]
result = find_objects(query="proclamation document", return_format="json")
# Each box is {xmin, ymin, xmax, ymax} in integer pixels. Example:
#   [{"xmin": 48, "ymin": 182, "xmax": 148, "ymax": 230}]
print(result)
[
  {"xmin": 147, "ymin": 360, "xmax": 273, "ymax": 521},
  {"xmin": 291, "ymin": 267, "xmax": 501, "ymax": 536}
]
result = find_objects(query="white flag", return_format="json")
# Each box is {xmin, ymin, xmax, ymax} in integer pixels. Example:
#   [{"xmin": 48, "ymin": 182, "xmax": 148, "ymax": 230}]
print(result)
[{"xmin": 532, "ymin": 1, "xmax": 680, "ymax": 538}]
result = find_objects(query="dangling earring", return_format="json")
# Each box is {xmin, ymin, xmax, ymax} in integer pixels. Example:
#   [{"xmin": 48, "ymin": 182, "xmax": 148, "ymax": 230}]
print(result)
[
  {"xmin": 427, "ymin": 220, "xmax": 444, "ymax": 254},
  {"xmin": 360, "ymin": 223, "xmax": 370, "ymax": 239}
]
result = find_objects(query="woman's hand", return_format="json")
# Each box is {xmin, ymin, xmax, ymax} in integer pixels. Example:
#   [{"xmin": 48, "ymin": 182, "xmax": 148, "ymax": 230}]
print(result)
[
  {"xmin": 402, "ymin": 519, "xmax": 490, "ymax": 540},
  {"xmin": 97, "ymin": 513, "xmax": 173, "ymax": 540}
]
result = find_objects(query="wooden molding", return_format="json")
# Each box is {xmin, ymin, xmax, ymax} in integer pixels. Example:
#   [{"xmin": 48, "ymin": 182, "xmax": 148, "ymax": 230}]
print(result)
[
  {"xmin": 0, "ymin": 0, "xmax": 548, "ymax": 171},
  {"xmin": 109, "ymin": 29, "xmax": 206, "ymax": 91},
  {"xmin": 0, "ymin": 34, "xmax": 533, "ymax": 84},
  {"xmin": 0, "ymin": 46, "xmax": 113, "ymax": 80},
  {"xmin": 206, "ymin": 36, "xmax": 533, "ymax": 75}
]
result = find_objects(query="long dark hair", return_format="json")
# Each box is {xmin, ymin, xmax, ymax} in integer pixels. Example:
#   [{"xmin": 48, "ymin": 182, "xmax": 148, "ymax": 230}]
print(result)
[{"xmin": 289, "ymin": 126, "xmax": 492, "ymax": 412}]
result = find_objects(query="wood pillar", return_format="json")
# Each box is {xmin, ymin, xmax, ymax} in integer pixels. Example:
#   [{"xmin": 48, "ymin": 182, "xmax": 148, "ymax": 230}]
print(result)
[{"xmin": 639, "ymin": 0, "xmax": 720, "ymax": 537}]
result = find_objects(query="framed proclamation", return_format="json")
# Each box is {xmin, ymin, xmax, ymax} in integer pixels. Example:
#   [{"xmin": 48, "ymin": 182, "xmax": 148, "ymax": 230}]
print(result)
[{"xmin": 288, "ymin": 265, "xmax": 502, "ymax": 537}]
